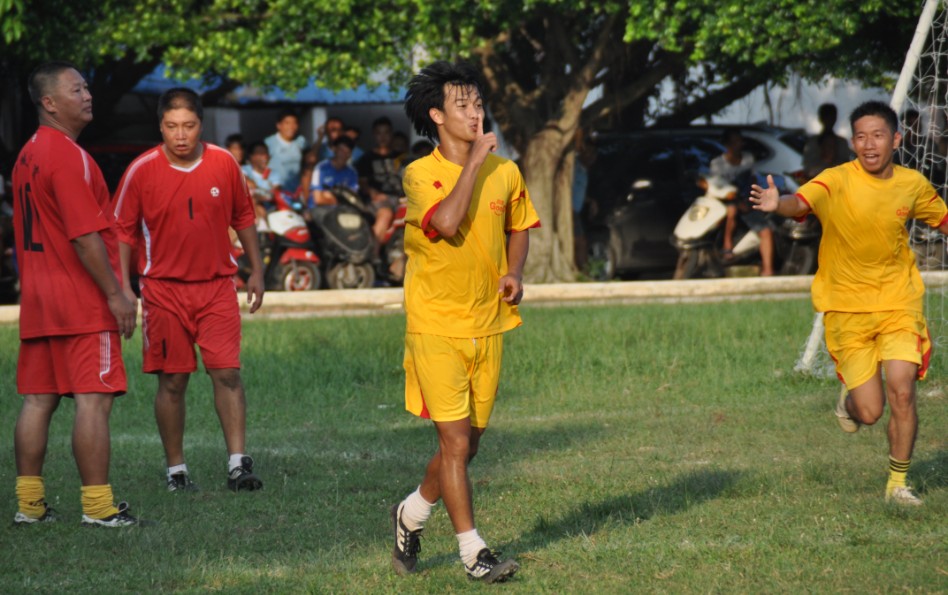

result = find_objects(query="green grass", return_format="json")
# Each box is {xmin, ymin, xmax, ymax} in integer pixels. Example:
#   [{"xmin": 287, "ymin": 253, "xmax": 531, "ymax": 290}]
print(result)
[{"xmin": 1, "ymin": 299, "xmax": 946, "ymax": 593}]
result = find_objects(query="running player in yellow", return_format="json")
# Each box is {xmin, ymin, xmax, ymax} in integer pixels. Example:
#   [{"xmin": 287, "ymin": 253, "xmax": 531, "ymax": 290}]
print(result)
[
  {"xmin": 750, "ymin": 100, "xmax": 948, "ymax": 506},
  {"xmin": 390, "ymin": 61, "xmax": 540, "ymax": 583}
]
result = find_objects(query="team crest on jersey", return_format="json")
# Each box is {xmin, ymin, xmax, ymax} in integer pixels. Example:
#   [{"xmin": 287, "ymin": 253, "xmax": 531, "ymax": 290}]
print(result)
[
  {"xmin": 211, "ymin": 187, "xmax": 221, "ymax": 197},
  {"xmin": 489, "ymin": 199, "xmax": 505, "ymax": 215},
  {"xmin": 896, "ymin": 206, "xmax": 909, "ymax": 218}
]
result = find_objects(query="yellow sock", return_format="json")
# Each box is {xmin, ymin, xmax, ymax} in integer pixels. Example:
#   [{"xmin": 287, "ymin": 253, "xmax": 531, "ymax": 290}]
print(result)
[
  {"xmin": 15, "ymin": 476, "xmax": 46, "ymax": 518},
  {"xmin": 886, "ymin": 457, "xmax": 910, "ymax": 492},
  {"xmin": 80, "ymin": 484, "xmax": 119, "ymax": 519}
]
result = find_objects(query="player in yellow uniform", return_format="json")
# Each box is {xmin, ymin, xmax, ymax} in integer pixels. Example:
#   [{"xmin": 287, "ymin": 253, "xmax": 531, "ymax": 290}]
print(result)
[
  {"xmin": 390, "ymin": 61, "xmax": 540, "ymax": 583},
  {"xmin": 750, "ymin": 101, "xmax": 948, "ymax": 506}
]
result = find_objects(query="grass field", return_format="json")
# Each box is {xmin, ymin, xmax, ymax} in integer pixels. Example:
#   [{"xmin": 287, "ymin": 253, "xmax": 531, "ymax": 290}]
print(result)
[{"xmin": 0, "ymin": 298, "xmax": 945, "ymax": 593}]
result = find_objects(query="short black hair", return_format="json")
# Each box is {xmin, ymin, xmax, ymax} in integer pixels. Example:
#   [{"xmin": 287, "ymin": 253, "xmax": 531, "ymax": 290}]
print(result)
[
  {"xmin": 721, "ymin": 128, "xmax": 743, "ymax": 145},
  {"xmin": 344, "ymin": 125, "xmax": 361, "ymax": 137},
  {"xmin": 372, "ymin": 116, "xmax": 393, "ymax": 130},
  {"xmin": 404, "ymin": 61, "xmax": 485, "ymax": 142},
  {"xmin": 330, "ymin": 135, "xmax": 355, "ymax": 149},
  {"xmin": 28, "ymin": 61, "xmax": 80, "ymax": 108},
  {"xmin": 850, "ymin": 101, "xmax": 898, "ymax": 134},
  {"xmin": 276, "ymin": 108, "xmax": 298, "ymax": 123},
  {"xmin": 248, "ymin": 141, "xmax": 269, "ymax": 155},
  {"xmin": 225, "ymin": 133, "xmax": 244, "ymax": 147},
  {"xmin": 158, "ymin": 87, "xmax": 203, "ymax": 121}
]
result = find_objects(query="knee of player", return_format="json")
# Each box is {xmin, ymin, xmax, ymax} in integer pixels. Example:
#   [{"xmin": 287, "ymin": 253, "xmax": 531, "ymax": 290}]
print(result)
[
  {"xmin": 886, "ymin": 385, "xmax": 917, "ymax": 413},
  {"xmin": 210, "ymin": 368, "xmax": 243, "ymax": 391},
  {"xmin": 854, "ymin": 402, "xmax": 884, "ymax": 425}
]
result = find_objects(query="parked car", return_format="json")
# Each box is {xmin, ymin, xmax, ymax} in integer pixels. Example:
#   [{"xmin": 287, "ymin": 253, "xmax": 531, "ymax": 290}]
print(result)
[{"xmin": 583, "ymin": 125, "xmax": 805, "ymax": 280}]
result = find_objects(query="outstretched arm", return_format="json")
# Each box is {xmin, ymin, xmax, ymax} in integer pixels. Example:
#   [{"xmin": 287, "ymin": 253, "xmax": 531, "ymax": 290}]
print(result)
[{"xmin": 749, "ymin": 174, "xmax": 810, "ymax": 219}]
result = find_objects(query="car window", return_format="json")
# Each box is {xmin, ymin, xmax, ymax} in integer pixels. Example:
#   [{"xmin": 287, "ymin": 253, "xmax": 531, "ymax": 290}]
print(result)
[
  {"xmin": 678, "ymin": 138, "xmax": 725, "ymax": 176},
  {"xmin": 738, "ymin": 136, "xmax": 772, "ymax": 164},
  {"xmin": 589, "ymin": 137, "xmax": 677, "ymax": 208}
]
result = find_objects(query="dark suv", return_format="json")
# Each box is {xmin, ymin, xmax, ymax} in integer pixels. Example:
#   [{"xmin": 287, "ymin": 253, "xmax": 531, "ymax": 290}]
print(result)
[{"xmin": 583, "ymin": 125, "xmax": 804, "ymax": 279}]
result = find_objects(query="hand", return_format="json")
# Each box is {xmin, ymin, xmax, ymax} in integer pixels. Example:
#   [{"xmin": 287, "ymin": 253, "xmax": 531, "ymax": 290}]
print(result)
[
  {"xmin": 470, "ymin": 115, "xmax": 497, "ymax": 167},
  {"xmin": 109, "ymin": 290, "xmax": 137, "ymax": 339},
  {"xmin": 246, "ymin": 269, "xmax": 265, "ymax": 314},
  {"xmin": 498, "ymin": 274, "xmax": 524, "ymax": 305},
  {"xmin": 749, "ymin": 174, "xmax": 780, "ymax": 212}
]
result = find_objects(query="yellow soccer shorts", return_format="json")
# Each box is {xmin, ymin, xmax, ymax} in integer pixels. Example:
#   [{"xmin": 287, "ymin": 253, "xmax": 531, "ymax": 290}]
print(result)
[
  {"xmin": 824, "ymin": 310, "xmax": 932, "ymax": 390},
  {"xmin": 403, "ymin": 333, "xmax": 504, "ymax": 428}
]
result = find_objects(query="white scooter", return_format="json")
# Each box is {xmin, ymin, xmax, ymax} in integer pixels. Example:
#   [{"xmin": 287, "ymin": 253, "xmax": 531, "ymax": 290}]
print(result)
[{"xmin": 672, "ymin": 172, "xmax": 812, "ymax": 279}]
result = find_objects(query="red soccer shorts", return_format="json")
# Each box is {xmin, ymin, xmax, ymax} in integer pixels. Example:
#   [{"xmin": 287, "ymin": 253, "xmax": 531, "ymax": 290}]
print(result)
[
  {"xmin": 18, "ymin": 331, "xmax": 127, "ymax": 396},
  {"xmin": 140, "ymin": 276, "xmax": 242, "ymax": 374}
]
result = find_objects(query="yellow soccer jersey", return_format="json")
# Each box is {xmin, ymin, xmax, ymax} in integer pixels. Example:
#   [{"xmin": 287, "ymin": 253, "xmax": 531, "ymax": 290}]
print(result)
[
  {"xmin": 402, "ymin": 147, "xmax": 540, "ymax": 338},
  {"xmin": 798, "ymin": 160, "xmax": 947, "ymax": 313}
]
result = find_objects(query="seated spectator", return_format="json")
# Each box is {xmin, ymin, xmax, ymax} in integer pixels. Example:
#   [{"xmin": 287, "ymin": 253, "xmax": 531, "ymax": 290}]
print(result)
[
  {"xmin": 297, "ymin": 144, "xmax": 319, "ymax": 202},
  {"xmin": 344, "ymin": 124, "xmax": 365, "ymax": 165},
  {"xmin": 309, "ymin": 136, "xmax": 359, "ymax": 209},
  {"xmin": 264, "ymin": 109, "xmax": 307, "ymax": 194},
  {"xmin": 242, "ymin": 141, "xmax": 283, "ymax": 220},
  {"xmin": 225, "ymin": 133, "xmax": 245, "ymax": 165},
  {"xmin": 392, "ymin": 130, "xmax": 410, "ymax": 170}
]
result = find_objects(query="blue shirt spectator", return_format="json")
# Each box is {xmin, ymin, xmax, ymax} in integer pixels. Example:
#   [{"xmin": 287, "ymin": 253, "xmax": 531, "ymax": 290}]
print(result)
[
  {"xmin": 309, "ymin": 136, "xmax": 359, "ymax": 209},
  {"xmin": 264, "ymin": 109, "xmax": 307, "ymax": 193}
]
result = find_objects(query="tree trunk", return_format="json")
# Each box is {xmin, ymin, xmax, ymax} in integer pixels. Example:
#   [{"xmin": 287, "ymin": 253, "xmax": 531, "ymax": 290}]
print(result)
[{"xmin": 521, "ymin": 127, "xmax": 578, "ymax": 283}]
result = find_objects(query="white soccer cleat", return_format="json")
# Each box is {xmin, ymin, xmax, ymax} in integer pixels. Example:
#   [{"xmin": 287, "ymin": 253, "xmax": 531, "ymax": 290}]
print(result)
[
  {"xmin": 885, "ymin": 486, "xmax": 923, "ymax": 506},
  {"xmin": 834, "ymin": 385, "xmax": 860, "ymax": 433}
]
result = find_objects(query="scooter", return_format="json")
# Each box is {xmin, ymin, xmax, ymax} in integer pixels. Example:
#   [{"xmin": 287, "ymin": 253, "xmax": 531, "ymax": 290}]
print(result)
[
  {"xmin": 308, "ymin": 186, "xmax": 407, "ymax": 289},
  {"xmin": 671, "ymin": 172, "xmax": 818, "ymax": 278},
  {"xmin": 235, "ymin": 191, "xmax": 323, "ymax": 291}
]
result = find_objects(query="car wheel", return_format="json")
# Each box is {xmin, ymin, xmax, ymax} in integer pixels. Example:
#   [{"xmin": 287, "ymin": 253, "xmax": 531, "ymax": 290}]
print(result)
[
  {"xmin": 277, "ymin": 261, "xmax": 322, "ymax": 291},
  {"xmin": 779, "ymin": 242, "xmax": 817, "ymax": 276},
  {"xmin": 586, "ymin": 237, "xmax": 616, "ymax": 281}
]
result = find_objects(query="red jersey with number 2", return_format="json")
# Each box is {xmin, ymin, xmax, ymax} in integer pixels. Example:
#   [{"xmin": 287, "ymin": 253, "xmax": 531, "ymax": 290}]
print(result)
[
  {"xmin": 12, "ymin": 126, "xmax": 121, "ymax": 339},
  {"xmin": 112, "ymin": 143, "xmax": 255, "ymax": 281}
]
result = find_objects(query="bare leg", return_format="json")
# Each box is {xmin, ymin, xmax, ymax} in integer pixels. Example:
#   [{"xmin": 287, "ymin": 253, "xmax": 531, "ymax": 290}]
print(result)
[
  {"xmin": 882, "ymin": 360, "xmax": 919, "ymax": 461},
  {"xmin": 846, "ymin": 365, "xmax": 885, "ymax": 425},
  {"xmin": 373, "ymin": 207, "xmax": 394, "ymax": 246},
  {"xmin": 759, "ymin": 227, "xmax": 775, "ymax": 276},
  {"xmin": 418, "ymin": 420, "xmax": 485, "ymax": 534},
  {"xmin": 72, "ymin": 393, "xmax": 115, "ymax": 485},
  {"xmin": 14, "ymin": 394, "xmax": 61, "ymax": 476},
  {"xmin": 155, "ymin": 373, "xmax": 191, "ymax": 467},
  {"xmin": 207, "ymin": 368, "xmax": 247, "ymax": 455},
  {"xmin": 723, "ymin": 205, "xmax": 737, "ymax": 253}
]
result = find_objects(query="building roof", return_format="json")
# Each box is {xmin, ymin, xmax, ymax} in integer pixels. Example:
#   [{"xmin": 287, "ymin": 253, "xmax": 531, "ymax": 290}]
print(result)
[{"xmin": 133, "ymin": 65, "xmax": 403, "ymax": 105}]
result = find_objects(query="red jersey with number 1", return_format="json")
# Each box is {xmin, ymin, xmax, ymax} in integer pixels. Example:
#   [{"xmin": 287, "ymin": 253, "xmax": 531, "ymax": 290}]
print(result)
[
  {"xmin": 12, "ymin": 126, "xmax": 121, "ymax": 339},
  {"xmin": 112, "ymin": 143, "xmax": 255, "ymax": 281}
]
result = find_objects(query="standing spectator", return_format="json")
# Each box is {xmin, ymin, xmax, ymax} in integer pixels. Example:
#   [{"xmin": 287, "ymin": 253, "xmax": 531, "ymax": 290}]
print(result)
[
  {"xmin": 314, "ymin": 116, "xmax": 345, "ymax": 161},
  {"xmin": 391, "ymin": 60, "xmax": 540, "ymax": 583},
  {"xmin": 12, "ymin": 61, "xmax": 139, "ymax": 527},
  {"xmin": 225, "ymin": 133, "xmax": 246, "ymax": 165},
  {"xmin": 802, "ymin": 103, "xmax": 851, "ymax": 179},
  {"xmin": 711, "ymin": 129, "xmax": 774, "ymax": 276},
  {"xmin": 113, "ymin": 88, "xmax": 265, "ymax": 494},
  {"xmin": 265, "ymin": 109, "xmax": 307, "ymax": 195},
  {"xmin": 750, "ymin": 101, "xmax": 948, "ymax": 506},
  {"xmin": 309, "ymin": 136, "xmax": 359, "ymax": 208}
]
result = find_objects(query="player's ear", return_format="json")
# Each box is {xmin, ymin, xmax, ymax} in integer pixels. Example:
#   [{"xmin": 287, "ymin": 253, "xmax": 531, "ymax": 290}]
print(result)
[
  {"xmin": 892, "ymin": 131, "xmax": 902, "ymax": 150},
  {"xmin": 429, "ymin": 107, "xmax": 445, "ymax": 126}
]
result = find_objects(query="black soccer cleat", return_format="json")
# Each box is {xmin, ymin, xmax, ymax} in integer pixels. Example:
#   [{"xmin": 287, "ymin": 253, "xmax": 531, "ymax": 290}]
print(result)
[
  {"xmin": 465, "ymin": 548, "xmax": 519, "ymax": 583},
  {"xmin": 227, "ymin": 455, "xmax": 263, "ymax": 492},
  {"xmin": 391, "ymin": 502, "xmax": 423, "ymax": 575},
  {"xmin": 167, "ymin": 471, "xmax": 200, "ymax": 493}
]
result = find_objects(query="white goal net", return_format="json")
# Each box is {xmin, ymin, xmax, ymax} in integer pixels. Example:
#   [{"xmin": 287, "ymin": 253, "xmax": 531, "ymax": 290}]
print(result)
[{"xmin": 795, "ymin": 0, "xmax": 948, "ymax": 377}]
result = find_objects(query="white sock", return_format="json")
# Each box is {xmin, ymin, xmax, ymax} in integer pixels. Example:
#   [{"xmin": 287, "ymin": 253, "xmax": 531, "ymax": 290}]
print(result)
[
  {"xmin": 399, "ymin": 487, "xmax": 436, "ymax": 531},
  {"xmin": 228, "ymin": 453, "xmax": 245, "ymax": 472},
  {"xmin": 167, "ymin": 463, "xmax": 188, "ymax": 479},
  {"xmin": 457, "ymin": 528, "xmax": 488, "ymax": 567}
]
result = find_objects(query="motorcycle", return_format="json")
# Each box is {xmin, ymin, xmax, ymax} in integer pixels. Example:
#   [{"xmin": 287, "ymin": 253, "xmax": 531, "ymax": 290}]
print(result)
[
  {"xmin": 234, "ymin": 191, "xmax": 323, "ymax": 291},
  {"xmin": 671, "ymin": 172, "xmax": 820, "ymax": 279},
  {"xmin": 308, "ymin": 186, "xmax": 406, "ymax": 289}
]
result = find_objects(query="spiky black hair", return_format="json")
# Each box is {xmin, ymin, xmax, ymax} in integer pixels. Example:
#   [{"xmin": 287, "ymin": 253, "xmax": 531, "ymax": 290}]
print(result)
[{"xmin": 403, "ymin": 61, "xmax": 485, "ymax": 142}]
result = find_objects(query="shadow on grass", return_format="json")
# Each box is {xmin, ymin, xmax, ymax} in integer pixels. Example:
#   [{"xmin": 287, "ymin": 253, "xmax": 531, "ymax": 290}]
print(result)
[
  {"xmin": 914, "ymin": 449, "xmax": 948, "ymax": 493},
  {"xmin": 513, "ymin": 469, "xmax": 742, "ymax": 552}
]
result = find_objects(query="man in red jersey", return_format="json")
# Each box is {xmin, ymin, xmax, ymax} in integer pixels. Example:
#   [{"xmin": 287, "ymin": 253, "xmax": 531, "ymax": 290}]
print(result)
[
  {"xmin": 113, "ymin": 88, "xmax": 265, "ymax": 493},
  {"xmin": 12, "ymin": 61, "xmax": 140, "ymax": 527}
]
